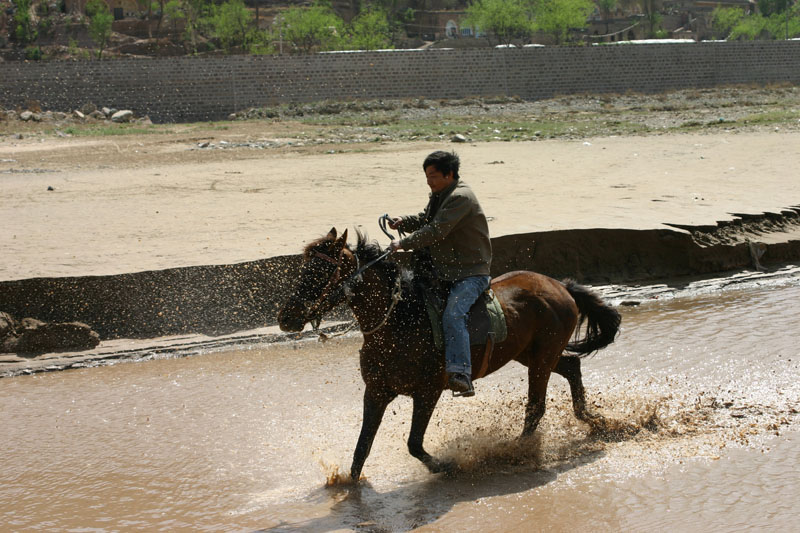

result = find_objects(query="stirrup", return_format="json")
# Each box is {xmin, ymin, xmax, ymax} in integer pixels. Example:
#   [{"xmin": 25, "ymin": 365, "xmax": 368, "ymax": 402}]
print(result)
[{"xmin": 448, "ymin": 373, "xmax": 475, "ymax": 398}]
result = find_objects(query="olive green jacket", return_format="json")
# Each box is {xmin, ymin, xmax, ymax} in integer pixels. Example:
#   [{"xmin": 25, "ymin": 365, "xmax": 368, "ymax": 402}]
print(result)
[{"xmin": 398, "ymin": 180, "xmax": 492, "ymax": 281}]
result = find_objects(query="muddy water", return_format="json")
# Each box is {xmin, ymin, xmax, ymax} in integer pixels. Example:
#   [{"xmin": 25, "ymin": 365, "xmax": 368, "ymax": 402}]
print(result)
[{"xmin": 2, "ymin": 276, "xmax": 799, "ymax": 531}]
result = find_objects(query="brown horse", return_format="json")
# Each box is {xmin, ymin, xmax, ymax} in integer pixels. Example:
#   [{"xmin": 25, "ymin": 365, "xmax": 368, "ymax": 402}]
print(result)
[{"xmin": 278, "ymin": 228, "xmax": 621, "ymax": 481}]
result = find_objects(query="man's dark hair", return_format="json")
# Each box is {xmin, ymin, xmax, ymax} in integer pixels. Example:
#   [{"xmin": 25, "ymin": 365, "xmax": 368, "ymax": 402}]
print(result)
[{"xmin": 423, "ymin": 151, "xmax": 460, "ymax": 180}]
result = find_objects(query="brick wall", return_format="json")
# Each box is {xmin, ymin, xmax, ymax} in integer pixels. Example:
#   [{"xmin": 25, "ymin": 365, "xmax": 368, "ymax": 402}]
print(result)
[{"xmin": 2, "ymin": 41, "xmax": 800, "ymax": 123}]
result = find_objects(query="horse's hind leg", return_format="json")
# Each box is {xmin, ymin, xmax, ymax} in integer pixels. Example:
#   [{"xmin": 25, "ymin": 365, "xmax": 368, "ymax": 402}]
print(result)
[
  {"xmin": 553, "ymin": 355, "xmax": 603, "ymax": 423},
  {"xmin": 522, "ymin": 353, "xmax": 555, "ymax": 437},
  {"xmin": 408, "ymin": 389, "xmax": 452, "ymax": 473},
  {"xmin": 351, "ymin": 387, "xmax": 397, "ymax": 482}
]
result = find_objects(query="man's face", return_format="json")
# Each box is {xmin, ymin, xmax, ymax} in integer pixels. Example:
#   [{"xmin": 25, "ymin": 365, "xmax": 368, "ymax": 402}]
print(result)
[{"xmin": 425, "ymin": 165, "xmax": 454, "ymax": 193}]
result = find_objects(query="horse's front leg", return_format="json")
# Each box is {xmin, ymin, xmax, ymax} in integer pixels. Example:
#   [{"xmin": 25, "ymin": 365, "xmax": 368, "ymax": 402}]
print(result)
[
  {"xmin": 408, "ymin": 389, "xmax": 454, "ymax": 474},
  {"xmin": 351, "ymin": 387, "xmax": 396, "ymax": 482},
  {"xmin": 553, "ymin": 355, "xmax": 604, "ymax": 423}
]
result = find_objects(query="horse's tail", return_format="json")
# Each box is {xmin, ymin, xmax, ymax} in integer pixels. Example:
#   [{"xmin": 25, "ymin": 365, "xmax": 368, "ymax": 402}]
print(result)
[{"xmin": 563, "ymin": 279, "xmax": 621, "ymax": 357}]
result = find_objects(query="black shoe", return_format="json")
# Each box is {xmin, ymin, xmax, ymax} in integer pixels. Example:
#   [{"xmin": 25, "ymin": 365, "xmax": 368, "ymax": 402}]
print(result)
[{"xmin": 447, "ymin": 372, "xmax": 475, "ymax": 397}]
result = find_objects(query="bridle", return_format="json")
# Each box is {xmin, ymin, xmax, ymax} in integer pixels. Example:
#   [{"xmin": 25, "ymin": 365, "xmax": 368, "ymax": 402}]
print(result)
[
  {"xmin": 299, "ymin": 248, "xmax": 349, "ymax": 330},
  {"xmin": 299, "ymin": 244, "xmax": 397, "ymax": 335},
  {"xmin": 294, "ymin": 216, "xmax": 406, "ymax": 336}
]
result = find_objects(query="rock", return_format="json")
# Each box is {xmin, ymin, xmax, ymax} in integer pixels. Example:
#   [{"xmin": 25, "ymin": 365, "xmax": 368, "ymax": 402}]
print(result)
[
  {"xmin": 111, "ymin": 110, "xmax": 134, "ymax": 123},
  {"xmin": 20, "ymin": 317, "xmax": 45, "ymax": 329},
  {"xmin": 80, "ymin": 103, "xmax": 97, "ymax": 115},
  {"xmin": 20, "ymin": 111, "xmax": 33, "ymax": 121},
  {"xmin": 73, "ymin": 110, "xmax": 85, "ymax": 119},
  {"xmin": 0, "ymin": 313, "xmax": 100, "ymax": 355},
  {"xmin": 0, "ymin": 311, "xmax": 15, "ymax": 338},
  {"xmin": 14, "ymin": 322, "xmax": 100, "ymax": 355},
  {"xmin": 47, "ymin": 186, "xmax": 54, "ymax": 191},
  {"xmin": 138, "ymin": 116, "xmax": 152, "ymax": 125},
  {"xmin": 451, "ymin": 133, "xmax": 467, "ymax": 143},
  {"xmin": 101, "ymin": 107, "xmax": 113, "ymax": 117},
  {"xmin": 88, "ymin": 110, "xmax": 105, "ymax": 120},
  {"xmin": 53, "ymin": 111, "xmax": 68, "ymax": 121}
]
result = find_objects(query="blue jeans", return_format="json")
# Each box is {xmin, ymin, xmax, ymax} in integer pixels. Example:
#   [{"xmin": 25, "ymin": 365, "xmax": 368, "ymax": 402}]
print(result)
[{"xmin": 443, "ymin": 275, "xmax": 491, "ymax": 376}]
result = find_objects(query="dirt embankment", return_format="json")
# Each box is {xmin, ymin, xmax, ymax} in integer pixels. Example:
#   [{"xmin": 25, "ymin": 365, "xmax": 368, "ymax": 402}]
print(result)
[{"xmin": 2, "ymin": 209, "xmax": 800, "ymax": 345}]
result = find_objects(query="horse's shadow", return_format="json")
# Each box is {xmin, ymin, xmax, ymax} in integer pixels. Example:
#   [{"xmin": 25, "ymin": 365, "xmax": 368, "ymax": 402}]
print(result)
[{"xmin": 259, "ymin": 427, "xmax": 636, "ymax": 532}]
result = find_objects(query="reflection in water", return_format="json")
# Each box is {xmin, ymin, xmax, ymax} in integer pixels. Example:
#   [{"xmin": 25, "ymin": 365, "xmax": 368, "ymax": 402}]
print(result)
[{"xmin": 2, "ymin": 280, "xmax": 799, "ymax": 531}]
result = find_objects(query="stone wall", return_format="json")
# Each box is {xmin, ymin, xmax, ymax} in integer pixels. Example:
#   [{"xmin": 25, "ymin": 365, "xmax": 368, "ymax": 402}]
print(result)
[{"xmin": 2, "ymin": 40, "xmax": 800, "ymax": 123}]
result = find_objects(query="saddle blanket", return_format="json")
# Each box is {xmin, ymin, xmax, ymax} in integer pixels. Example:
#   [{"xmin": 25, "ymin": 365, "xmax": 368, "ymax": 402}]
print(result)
[{"xmin": 425, "ymin": 288, "xmax": 507, "ymax": 352}]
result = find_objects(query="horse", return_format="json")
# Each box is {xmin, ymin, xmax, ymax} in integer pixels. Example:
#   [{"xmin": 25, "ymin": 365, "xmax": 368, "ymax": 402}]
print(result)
[{"xmin": 278, "ymin": 228, "xmax": 621, "ymax": 481}]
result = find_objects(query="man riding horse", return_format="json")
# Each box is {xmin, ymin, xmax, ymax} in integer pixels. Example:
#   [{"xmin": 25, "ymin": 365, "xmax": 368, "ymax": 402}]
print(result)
[{"xmin": 388, "ymin": 150, "xmax": 491, "ymax": 397}]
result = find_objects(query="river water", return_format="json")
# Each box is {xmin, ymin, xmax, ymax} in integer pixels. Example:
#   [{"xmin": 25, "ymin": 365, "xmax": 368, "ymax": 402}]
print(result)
[{"xmin": 2, "ymin": 271, "xmax": 799, "ymax": 531}]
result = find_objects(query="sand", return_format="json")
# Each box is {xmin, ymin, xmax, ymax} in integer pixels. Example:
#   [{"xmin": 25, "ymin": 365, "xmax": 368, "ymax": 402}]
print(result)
[{"xmin": 2, "ymin": 128, "xmax": 799, "ymax": 281}]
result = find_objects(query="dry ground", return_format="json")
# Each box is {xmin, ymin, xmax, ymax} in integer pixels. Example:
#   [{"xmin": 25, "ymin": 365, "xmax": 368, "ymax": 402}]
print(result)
[{"xmin": 2, "ymin": 86, "xmax": 800, "ymax": 280}]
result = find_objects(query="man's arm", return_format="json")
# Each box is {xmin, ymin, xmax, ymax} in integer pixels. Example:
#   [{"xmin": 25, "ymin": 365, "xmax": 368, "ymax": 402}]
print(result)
[
  {"xmin": 399, "ymin": 195, "xmax": 470, "ymax": 250},
  {"xmin": 396, "ymin": 211, "xmax": 426, "ymax": 233}
]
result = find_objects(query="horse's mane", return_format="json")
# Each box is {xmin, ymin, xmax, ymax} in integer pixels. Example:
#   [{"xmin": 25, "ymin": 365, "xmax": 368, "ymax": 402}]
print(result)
[
  {"xmin": 352, "ymin": 230, "xmax": 427, "ymax": 329},
  {"xmin": 352, "ymin": 230, "xmax": 411, "ymax": 289}
]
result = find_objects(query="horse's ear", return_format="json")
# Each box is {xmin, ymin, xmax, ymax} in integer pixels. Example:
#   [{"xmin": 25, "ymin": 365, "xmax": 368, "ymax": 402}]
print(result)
[
  {"xmin": 326, "ymin": 227, "xmax": 337, "ymax": 241},
  {"xmin": 333, "ymin": 228, "xmax": 348, "ymax": 254}
]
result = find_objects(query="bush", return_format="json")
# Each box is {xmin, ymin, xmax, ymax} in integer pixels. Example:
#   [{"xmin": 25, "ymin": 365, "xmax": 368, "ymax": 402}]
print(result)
[{"xmin": 25, "ymin": 46, "xmax": 43, "ymax": 60}]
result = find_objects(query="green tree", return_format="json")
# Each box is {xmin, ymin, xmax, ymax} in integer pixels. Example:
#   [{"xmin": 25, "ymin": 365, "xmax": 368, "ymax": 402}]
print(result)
[
  {"xmin": 596, "ymin": 0, "xmax": 617, "ymax": 34},
  {"xmin": 728, "ymin": 14, "xmax": 767, "ymax": 39},
  {"xmin": 180, "ymin": 0, "xmax": 213, "ymax": 53},
  {"xmin": 757, "ymin": 0, "xmax": 790, "ymax": 16},
  {"xmin": 277, "ymin": 4, "xmax": 344, "ymax": 53},
  {"xmin": 344, "ymin": 7, "xmax": 393, "ymax": 49},
  {"xmin": 463, "ymin": 0, "xmax": 535, "ymax": 46},
  {"xmin": 371, "ymin": 0, "xmax": 415, "ymax": 45},
  {"xmin": 637, "ymin": 0, "xmax": 662, "ymax": 37},
  {"xmin": 249, "ymin": 30, "xmax": 276, "ymax": 55},
  {"xmin": 12, "ymin": 0, "xmax": 38, "ymax": 45},
  {"xmin": 533, "ymin": 0, "xmax": 594, "ymax": 44},
  {"xmin": 86, "ymin": 0, "xmax": 113, "ymax": 59},
  {"xmin": 720, "ymin": 6, "xmax": 800, "ymax": 40},
  {"xmin": 767, "ymin": 3, "xmax": 800, "ymax": 38},
  {"xmin": 711, "ymin": 6, "xmax": 745, "ymax": 39},
  {"xmin": 163, "ymin": 0, "xmax": 185, "ymax": 34},
  {"xmin": 210, "ymin": 0, "xmax": 254, "ymax": 52}
]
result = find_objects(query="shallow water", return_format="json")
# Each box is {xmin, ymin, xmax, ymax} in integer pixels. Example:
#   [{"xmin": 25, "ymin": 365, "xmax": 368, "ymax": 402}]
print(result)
[{"xmin": 2, "ymin": 276, "xmax": 799, "ymax": 531}]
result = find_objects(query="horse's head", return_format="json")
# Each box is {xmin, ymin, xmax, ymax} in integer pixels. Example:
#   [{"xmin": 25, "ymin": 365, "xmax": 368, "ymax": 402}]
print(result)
[{"xmin": 278, "ymin": 227, "xmax": 352, "ymax": 332}]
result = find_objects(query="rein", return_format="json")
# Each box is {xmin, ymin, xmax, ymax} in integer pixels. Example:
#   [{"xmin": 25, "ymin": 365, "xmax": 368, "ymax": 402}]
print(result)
[
  {"xmin": 308, "ymin": 246, "xmax": 400, "ymax": 341},
  {"xmin": 306, "ymin": 216, "xmax": 404, "ymax": 340},
  {"xmin": 359, "ymin": 273, "xmax": 403, "ymax": 336}
]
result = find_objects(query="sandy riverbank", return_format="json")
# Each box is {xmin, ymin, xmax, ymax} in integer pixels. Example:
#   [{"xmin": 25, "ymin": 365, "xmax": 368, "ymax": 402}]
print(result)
[{"xmin": 2, "ymin": 130, "xmax": 800, "ymax": 280}]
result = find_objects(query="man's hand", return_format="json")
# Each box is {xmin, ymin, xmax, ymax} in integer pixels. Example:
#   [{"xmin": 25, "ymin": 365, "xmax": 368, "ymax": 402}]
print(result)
[
  {"xmin": 388, "ymin": 217, "xmax": 402, "ymax": 230},
  {"xmin": 390, "ymin": 240, "xmax": 403, "ymax": 252}
]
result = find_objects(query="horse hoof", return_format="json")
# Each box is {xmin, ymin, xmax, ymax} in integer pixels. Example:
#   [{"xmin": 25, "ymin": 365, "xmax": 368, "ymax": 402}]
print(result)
[
  {"xmin": 583, "ymin": 413, "xmax": 607, "ymax": 426},
  {"xmin": 428, "ymin": 459, "xmax": 458, "ymax": 475}
]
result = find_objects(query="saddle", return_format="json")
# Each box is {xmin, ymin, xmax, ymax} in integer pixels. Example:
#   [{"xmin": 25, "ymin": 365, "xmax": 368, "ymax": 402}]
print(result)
[{"xmin": 423, "ymin": 284, "xmax": 508, "ymax": 379}]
